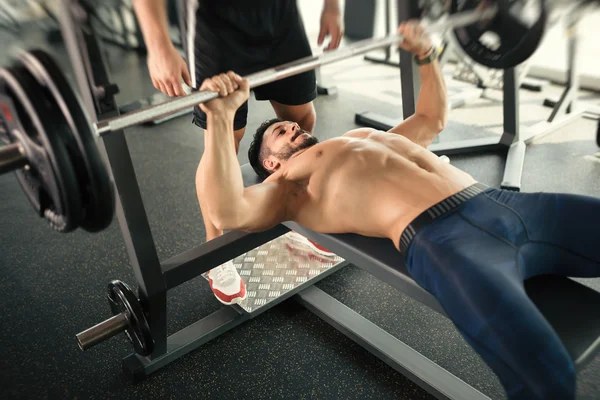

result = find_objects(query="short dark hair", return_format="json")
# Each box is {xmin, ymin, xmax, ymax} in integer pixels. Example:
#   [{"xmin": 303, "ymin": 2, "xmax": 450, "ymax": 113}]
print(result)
[{"xmin": 248, "ymin": 118, "xmax": 282, "ymax": 179}]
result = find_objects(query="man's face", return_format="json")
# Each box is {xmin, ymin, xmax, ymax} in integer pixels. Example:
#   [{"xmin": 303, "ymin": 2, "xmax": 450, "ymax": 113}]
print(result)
[{"xmin": 261, "ymin": 120, "xmax": 319, "ymax": 173}]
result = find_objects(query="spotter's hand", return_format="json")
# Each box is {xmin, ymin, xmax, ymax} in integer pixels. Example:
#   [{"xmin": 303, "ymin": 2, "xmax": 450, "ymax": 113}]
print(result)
[{"xmin": 318, "ymin": 8, "xmax": 344, "ymax": 51}]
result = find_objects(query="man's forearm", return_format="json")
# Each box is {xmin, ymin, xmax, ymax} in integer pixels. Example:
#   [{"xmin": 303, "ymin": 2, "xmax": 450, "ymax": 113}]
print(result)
[
  {"xmin": 415, "ymin": 55, "xmax": 448, "ymax": 129},
  {"xmin": 323, "ymin": 0, "xmax": 340, "ymax": 12},
  {"xmin": 201, "ymin": 112, "xmax": 246, "ymax": 228},
  {"xmin": 132, "ymin": 0, "xmax": 172, "ymax": 51}
]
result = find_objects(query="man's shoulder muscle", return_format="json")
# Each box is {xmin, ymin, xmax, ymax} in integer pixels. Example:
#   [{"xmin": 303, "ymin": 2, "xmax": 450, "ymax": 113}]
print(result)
[{"xmin": 343, "ymin": 128, "xmax": 376, "ymax": 139}]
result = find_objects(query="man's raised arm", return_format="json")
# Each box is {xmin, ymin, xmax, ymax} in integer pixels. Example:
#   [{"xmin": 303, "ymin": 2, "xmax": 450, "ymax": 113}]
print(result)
[
  {"xmin": 388, "ymin": 21, "xmax": 448, "ymax": 147},
  {"xmin": 196, "ymin": 73, "xmax": 288, "ymax": 232}
]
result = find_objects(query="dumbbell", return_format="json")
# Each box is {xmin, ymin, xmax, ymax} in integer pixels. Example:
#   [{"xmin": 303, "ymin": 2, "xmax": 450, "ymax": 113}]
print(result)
[{"xmin": 76, "ymin": 280, "xmax": 154, "ymax": 357}]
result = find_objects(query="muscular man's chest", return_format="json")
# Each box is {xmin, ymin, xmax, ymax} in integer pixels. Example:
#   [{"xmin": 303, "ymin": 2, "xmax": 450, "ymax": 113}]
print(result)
[{"xmin": 283, "ymin": 139, "xmax": 347, "ymax": 181}]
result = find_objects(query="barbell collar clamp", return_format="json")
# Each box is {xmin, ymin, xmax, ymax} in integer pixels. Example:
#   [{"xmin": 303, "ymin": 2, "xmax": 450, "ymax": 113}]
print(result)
[{"xmin": 0, "ymin": 143, "xmax": 27, "ymax": 175}]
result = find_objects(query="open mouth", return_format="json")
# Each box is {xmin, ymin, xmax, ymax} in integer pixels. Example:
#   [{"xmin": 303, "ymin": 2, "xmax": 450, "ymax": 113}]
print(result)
[{"xmin": 292, "ymin": 131, "xmax": 301, "ymax": 142}]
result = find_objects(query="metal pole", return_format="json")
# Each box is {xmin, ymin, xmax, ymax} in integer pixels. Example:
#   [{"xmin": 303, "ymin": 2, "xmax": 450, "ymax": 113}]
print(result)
[
  {"xmin": 0, "ymin": 143, "xmax": 27, "ymax": 174},
  {"xmin": 58, "ymin": 0, "xmax": 168, "ymax": 356},
  {"xmin": 94, "ymin": 7, "xmax": 498, "ymax": 136},
  {"xmin": 398, "ymin": 0, "xmax": 422, "ymax": 119},
  {"xmin": 504, "ymin": 67, "xmax": 520, "ymax": 139},
  {"xmin": 384, "ymin": 0, "xmax": 392, "ymax": 60}
]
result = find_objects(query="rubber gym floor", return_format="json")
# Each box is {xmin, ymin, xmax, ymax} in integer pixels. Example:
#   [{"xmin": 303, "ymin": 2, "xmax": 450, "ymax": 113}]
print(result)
[{"xmin": 2, "ymin": 20, "xmax": 600, "ymax": 400}]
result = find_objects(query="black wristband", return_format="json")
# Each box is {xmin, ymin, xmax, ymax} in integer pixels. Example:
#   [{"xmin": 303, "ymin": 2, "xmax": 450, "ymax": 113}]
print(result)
[{"xmin": 414, "ymin": 46, "xmax": 437, "ymax": 65}]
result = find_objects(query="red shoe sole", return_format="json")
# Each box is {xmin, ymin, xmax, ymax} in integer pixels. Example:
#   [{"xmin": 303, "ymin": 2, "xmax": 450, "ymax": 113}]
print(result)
[
  {"xmin": 207, "ymin": 278, "xmax": 247, "ymax": 305},
  {"xmin": 307, "ymin": 239, "xmax": 335, "ymax": 256}
]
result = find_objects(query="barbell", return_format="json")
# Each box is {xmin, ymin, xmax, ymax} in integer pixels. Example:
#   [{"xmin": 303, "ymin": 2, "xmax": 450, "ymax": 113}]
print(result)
[
  {"xmin": 0, "ymin": 0, "xmax": 555, "ymax": 233},
  {"xmin": 94, "ymin": 2, "xmax": 510, "ymax": 135}
]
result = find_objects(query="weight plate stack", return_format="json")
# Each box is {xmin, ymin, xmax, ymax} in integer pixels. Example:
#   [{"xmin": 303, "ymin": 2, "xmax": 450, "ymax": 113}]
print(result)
[
  {"xmin": 19, "ymin": 49, "xmax": 115, "ymax": 232},
  {"xmin": 0, "ymin": 63, "xmax": 82, "ymax": 232}
]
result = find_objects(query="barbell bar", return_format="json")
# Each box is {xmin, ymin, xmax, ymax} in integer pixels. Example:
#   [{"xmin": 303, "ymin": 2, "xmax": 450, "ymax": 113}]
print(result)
[
  {"xmin": 76, "ymin": 312, "xmax": 129, "ymax": 351},
  {"xmin": 93, "ymin": 5, "xmax": 498, "ymax": 136}
]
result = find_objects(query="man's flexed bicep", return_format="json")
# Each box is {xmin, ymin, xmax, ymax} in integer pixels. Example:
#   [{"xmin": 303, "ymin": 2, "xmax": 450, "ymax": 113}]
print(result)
[
  {"xmin": 387, "ymin": 20, "xmax": 447, "ymax": 148},
  {"xmin": 236, "ymin": 182, "xmax": 290, "ymax": 232},
  {"xmin": 198, "ymin": 174, "xmax": 288, "ymax": 232},
  {"xmin": 388, "ymin": 114, "xmax": 444, "ymax": 148}
]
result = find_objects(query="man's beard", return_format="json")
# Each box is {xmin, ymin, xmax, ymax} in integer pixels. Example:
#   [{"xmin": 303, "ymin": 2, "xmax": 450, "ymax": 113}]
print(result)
[{"xmin": 274, "ymin": 134, "xmax": 319, "ymax": 161}]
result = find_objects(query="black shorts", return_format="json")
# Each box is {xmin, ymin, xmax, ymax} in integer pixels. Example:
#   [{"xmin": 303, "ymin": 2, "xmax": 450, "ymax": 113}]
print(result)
[{"xmin": 180, "ymin": 0, "xmax": 317, "ymax": 130}]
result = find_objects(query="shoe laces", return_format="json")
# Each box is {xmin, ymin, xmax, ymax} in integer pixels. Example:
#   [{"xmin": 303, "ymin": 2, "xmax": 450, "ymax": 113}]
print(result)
[{"xmin": 213, "ymin": 263, "xmax": 237, "ymax": 285}]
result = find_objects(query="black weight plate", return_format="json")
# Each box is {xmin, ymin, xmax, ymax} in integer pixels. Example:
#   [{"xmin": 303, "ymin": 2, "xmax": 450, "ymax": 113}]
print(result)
[
  {"xmin": 451, "ymin": 0, "xmax": 547, "ymax": 69},
  {"xmin": 0, "ymin": 65, "xmax": 82, "ymax": 232},
  {"xmin": 20, "ymin": 50, "xmax": 115, "ymax": 232},
  {"xmin": 107, "ymin": 280, "xmax": 154, "ymax": 357}
]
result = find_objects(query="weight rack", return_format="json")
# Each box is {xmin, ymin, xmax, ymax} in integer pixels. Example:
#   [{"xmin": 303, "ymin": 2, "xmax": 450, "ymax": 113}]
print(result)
[{"xmin": 355, "ymin": 0, "xmax": 597, "ymax": 192}]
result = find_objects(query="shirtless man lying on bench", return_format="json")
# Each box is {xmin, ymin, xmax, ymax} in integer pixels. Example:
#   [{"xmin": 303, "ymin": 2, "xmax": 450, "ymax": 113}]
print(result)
[{"xmin": 195, "ymin": 21, "xmax": 600, "ymax": 400}]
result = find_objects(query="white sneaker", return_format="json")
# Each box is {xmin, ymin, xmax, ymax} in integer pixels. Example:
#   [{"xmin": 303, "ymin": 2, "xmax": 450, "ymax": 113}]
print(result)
[
  {"xmin": 285, "ymin": 231, "xmax": 336, "ymax": 257},
  {"xmin": 207, "ymin": 260, "xmax": 247, "ymax": 305}
]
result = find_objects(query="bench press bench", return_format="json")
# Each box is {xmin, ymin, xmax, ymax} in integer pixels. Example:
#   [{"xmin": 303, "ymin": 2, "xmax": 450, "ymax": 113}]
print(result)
[
  {"xmin": 55, "ymin": 0, "xmax": 600, "ymax": 394},
  {"xmin": 91, "ymin": 162, "xmax": 600, "ymax": 399},
  {"xmin": 240, "ymin": 163, "xmax": 600, "ymax": 399}
]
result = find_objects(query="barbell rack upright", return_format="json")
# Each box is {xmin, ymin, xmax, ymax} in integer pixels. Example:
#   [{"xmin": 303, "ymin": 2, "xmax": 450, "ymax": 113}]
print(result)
[{"xmin": 57, "ymin": 0, "xmax": 169, "ymax": 356}]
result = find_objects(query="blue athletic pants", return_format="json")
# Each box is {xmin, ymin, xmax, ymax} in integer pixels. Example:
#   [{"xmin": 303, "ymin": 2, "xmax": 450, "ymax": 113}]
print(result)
[{"xmin": 405, "ymin": 188, "xmax": 600, "ymax": 399}]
